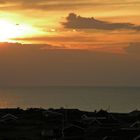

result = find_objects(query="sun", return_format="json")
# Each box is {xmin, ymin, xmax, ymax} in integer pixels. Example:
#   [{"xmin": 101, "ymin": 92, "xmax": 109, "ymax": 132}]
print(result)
[
  {"xmin": 0, "ymin": 20, "xmax": 21, "ymax": 42},
  {"xmin": 0, "ymin": 20, "xmax": 37, "ymax": 42}
]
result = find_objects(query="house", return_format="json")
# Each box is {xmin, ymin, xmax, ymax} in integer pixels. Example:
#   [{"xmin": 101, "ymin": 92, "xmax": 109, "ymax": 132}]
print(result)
[
  {"xmin": 130, "ymin": 121, "xmax": 140, "ymax": 128},
  {"xmin": 102, "ymin": 136, "xmax": 114, "ymax": 140},
  {"xmin": 129, "ymin": 110, "xmax": 140, "ymax": 116},
  {"xmin": 41, "ymin": 128, "xmax": 62, "ymax": 139},
  {"xmin": 81, "ymin": 114, "xmax": 106, "ymax": 127},
  {"xmin": 97, "ymin": 110, "xmax": 109, "ymax": 118},
  {"xmin": 85, "ymin": 126, "xmax": 116, "ymax": 140},
  {"xmin": 81, "ymin": 116, "xmax": 102, "ymax": 127},
  {"xmin": 62, "ymin": 124, "xmax": 85, "ymax": 138},
  {"xmin": 0, "ymin": 113, "xmax": 18, "ymax": 124},
  {"xmin": 83, "ymin": 116, "xmax": 119, "ymax": 127},
  {"xmin": 81, "ymin": 114, "xmax": 88, "ymax": 120},
  {"xmin": 89, "ymin": 119, "xmax": 102, "ymax": 127},
  {"xmin": 71, "ymin": 120, "xmax": 86, "ymax": 129},
  {"xmin": 43, "ymin": 110, "xmax": 63, "ymax": 118},
  {"xmin": 97, "ymin": 118, "xmax": 120, "ymax": 128},
  {"xmin": 133, "ymin": 135, "xmax": 140, "ymax": 140},
  {"xmin": 116, "ymin": 128, "xmax": 140, "ymax": 140},
  {"xmin": 43, "ymin": 110, "xmax": 63, "ymax": 123},
  {"xmin": 41, "ymin": 129, "xmax": 54, "ymax": 137}
]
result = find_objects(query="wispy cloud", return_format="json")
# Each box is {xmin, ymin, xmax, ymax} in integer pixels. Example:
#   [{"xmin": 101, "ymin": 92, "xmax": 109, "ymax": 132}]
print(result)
[
  {"xmin": 0, "ymin": 0, "xmax": 140, "ymax": 11},
  {"xmin": 0, "ymin": 42, "xmax": 64, "ymax": 50}
]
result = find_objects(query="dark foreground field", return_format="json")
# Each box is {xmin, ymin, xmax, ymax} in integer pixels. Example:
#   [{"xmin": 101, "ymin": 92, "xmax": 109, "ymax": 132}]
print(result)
[{"xmin": 0, "ymin": 108, "xmax": 140, "ymax": 140}]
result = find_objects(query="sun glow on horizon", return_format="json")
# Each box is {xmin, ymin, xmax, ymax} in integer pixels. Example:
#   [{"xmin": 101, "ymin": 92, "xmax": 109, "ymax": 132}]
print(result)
[{"xmin": 0, "ymin": 20, "xmax": 39, "ymax": 42}]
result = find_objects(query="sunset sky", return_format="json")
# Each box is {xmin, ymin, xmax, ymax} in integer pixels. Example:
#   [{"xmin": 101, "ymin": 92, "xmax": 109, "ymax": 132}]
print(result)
[{"xmin": 0, "ymin": 0, "xmax": 140, "ymax": 86}]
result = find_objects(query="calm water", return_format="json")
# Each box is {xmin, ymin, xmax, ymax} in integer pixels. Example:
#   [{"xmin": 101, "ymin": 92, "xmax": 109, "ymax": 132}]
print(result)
[{"xmin": 0, "ymin": 87, "xmax": 139, "ymax": 112}]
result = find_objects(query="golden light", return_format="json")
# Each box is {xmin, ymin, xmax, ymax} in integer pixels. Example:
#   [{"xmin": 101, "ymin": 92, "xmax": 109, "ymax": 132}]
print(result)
[
  {"xmin": 0, "ymin": 20, "xmax": 20, "ymax": 42},
  {"xmin": 50, "ymin": 29, "xmax": 56, "ymax": 32},
  {"xmin": 0, "ymin": 20, "xmax": 38, "ymax": 42}
]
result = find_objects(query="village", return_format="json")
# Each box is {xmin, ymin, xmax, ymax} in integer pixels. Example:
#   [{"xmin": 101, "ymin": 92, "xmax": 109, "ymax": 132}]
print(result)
[{"xmin": 0, "ymin": 108, "xmax": 139, "ymax": 140}]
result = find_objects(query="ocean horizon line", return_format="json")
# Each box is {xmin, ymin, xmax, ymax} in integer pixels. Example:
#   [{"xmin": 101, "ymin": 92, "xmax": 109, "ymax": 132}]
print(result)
[{"xmin": 0, "ymin": 86, "xmax": 140, "ymax": 89}]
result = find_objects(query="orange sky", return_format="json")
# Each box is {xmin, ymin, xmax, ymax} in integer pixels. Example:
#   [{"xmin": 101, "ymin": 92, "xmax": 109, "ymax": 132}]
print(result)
[
  {"xmin": 0, "ymin": 0, "xmax": 139, "ymax": 54},
  {"xmin": 0, "ymin": 0, "xmax": 140, "ymax": 86}
]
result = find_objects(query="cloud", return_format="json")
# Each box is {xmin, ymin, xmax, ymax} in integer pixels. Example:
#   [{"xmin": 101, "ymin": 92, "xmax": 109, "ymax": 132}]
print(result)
[
  {"xmin": 0, "ymin": 0, "xmax": 97, "ymax": 11},
  {"xmin": 0, "ymin": 42, "xmax": 65, "ymax": 51},
  {"xmin": 0, "ymin": 42, "xmax": 140, "ymax": 87},
  {"xmin": 1, "ymin": 0, "xmax": 140, "ymax": 11},
  {"xmin": 125, "ymin": 42, "xmax": 140, "ymax": 54},
  {"xmin": 63, "ymin": 13, "xmax": 140, "ymax": 31}
]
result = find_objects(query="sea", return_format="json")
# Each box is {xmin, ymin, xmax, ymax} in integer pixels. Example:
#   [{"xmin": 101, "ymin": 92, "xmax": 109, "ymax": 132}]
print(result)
[{"xmin": 0, "ymin": 86, "xmax": 139, "ymax": 113}]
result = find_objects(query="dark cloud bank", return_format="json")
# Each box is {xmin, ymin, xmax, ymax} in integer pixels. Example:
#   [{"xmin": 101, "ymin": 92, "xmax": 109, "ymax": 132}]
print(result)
[
  {"xmin": 0, "ymin": 42, "xmax": 140, "ymax": 87},
  {"xmin": 63, "ymin": 13, "xmax": 140, "ymax": 31}
]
